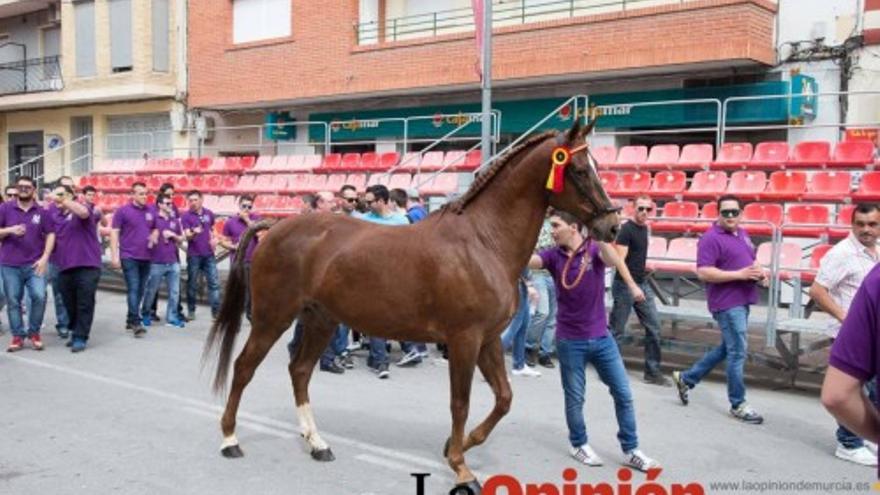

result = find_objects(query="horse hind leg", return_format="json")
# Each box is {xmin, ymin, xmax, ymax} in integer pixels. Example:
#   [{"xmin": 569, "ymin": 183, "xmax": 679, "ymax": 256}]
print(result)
[
  {"xmin": 220, "ymin": 298, "xmax": 301, "ymax": 458},
  {"xmin": 462, "ymin": 338, "xmax": 512, "ymax": 453},
  {"xmin": 289, "ymin": 305, "xmax": 338, "ymax": 462}
]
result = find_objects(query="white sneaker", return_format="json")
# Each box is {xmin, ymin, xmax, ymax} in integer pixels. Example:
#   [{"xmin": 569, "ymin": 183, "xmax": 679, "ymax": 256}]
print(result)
[
  {"xmin": 512, "ymin": 366, "xmax": 542, "ymax": 377},
  {"xmin": 866, "ymin": 441, "xmax": 878, "ymax": 456},
  {"xmin": 570, "ymin": 444, "xmax": 603, "ymax": 466},
  {"xmin": 835, "ymin": 444, "xmax": 878, "ymax": 466},
  {"xmin": 624, "ymin": 449, "xmax": 661, "ymax": 472}
]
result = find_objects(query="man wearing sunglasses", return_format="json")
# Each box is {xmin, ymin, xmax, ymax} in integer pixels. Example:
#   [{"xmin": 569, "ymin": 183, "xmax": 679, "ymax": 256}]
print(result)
[
  {"xmin": 110, "ymin": 182, "xmax": 153, "ymax": 337},
  {"xmin": 220, "ymin": 195, "xmax": 260, "ymax": 319},
  {"xmin": 609, "ymin": 195, "xmax": 668, "ymax": 386},
  {"xmin": 339, "ymin": 185, "xmax": 359, "ymax": 215},
  {"xmin": 181, "ymin": 190, "xmax": 220, "ymax": 321},
  {"xmin": 4, "ymin": 186, "xmax": 17, "ymax": 202},
  {"xmin": 0, "ymin": 176, "xmax": 56, "ymax": 352},
  {"xmin": 142, "ymin": 194, "xmax": 185, "ymax": 329},
  {"xmin": 672, "ymin": 194, "xmax": 765, "ymax": 425}
]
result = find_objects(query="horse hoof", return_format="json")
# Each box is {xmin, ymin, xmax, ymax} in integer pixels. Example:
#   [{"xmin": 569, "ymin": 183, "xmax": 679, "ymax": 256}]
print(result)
[
  {"xmin": 451, "ymin": 480, "xmax": 482, "ymax": 495},
  {"xmin": 311, "ymin": 448, "xmax": 335, "ymax": 462},
  {"xmin": 443, "ymin": 437, "xmax": 451, "ymax": 457},
  {"xmin": 220, "ymin": 445, "xmax": 244, "ymax": 458}
]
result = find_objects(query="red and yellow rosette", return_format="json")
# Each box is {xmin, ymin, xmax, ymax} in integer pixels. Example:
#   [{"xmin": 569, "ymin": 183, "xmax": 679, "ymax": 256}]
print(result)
[{"xmin": 546, "ymin": 146, "xmax": 571, "ymax": 193}]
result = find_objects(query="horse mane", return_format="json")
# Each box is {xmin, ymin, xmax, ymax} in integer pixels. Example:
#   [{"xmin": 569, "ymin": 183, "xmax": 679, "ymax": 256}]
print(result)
[{"xmin": 443, "ymin": 130, "xmax": 558, "ymax": 214}]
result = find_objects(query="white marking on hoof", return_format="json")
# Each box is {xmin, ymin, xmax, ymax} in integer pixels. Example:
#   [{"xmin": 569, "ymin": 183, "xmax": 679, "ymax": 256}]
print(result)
[{"xmin": 221, "ymin": 434, "xmax": 239, "ymax": 449}]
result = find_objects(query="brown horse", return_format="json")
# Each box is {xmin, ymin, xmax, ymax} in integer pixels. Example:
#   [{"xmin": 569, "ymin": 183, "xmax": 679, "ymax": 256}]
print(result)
[{"xmin": 204, "ymin": 120, "xmax": 619, "ymax": 494}]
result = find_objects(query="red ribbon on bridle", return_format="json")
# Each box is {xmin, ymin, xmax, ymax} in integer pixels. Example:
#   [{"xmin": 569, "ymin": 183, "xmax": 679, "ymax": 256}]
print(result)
[{"xmin": 546, "ymin": 143, "xmax": 589, "ymax": 194}]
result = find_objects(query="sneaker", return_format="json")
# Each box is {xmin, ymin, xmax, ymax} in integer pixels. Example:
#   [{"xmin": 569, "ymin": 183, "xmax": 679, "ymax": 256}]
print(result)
[
  {"xmin": 672, "ymin": 371, "xmax": 689, "ymax": 405},
  {"xmin": 538, "ymin": 355, "xmax": 555, "ymax": 369},
  {"xmin": 340, "ymin": 354, "xmax": 354, "ymax": 369},
  {"xmin": 526, "ymin": 349, "xmax": 538, "ymax": 367},
  {"xmin": 376, "ymin": 363, "xmax": 390, "ymax": 379},
  {"xmin": 165, "ymin": 320, "xmax": 186, "ymax": 329},
  {"xmin": 187, "ymin": 311, "xmax": 196, "ymax": 321},
  {"xmin": 570, "ymin": 444, "xmax": 603, "ymax": 466},
  {"xmin": 66, "ymin": 339, "xmax": 74, "ymax": 348},
  {"xmin": 866, "ymin": 441, "xmax": 878, "ymax": 456},
  {"xmin": 643, "ymin": 374, "xmax": 672, "ymax": 387},
  {"xmin": 730, "ymin": 402, "xmax": 764, "ymax": 424},
  {"xmin": 396, "ymin": 349, "xmax": 422, "ymax": 367},
  {"xmin": 150, "ymin": 313, "xmax": 161, "ymax": 322},
  {"xmin": 133, "ymin": 326, "xmax": 147, "ymax": 338},
  {"xmin": 320, "ymin": 360, "xmax": 345, "ymax": 374},
  {"xmin": 512, "ymin": 366, "xmax": 542, "ymax": 377},
  {"xmin": 624, "ymin": 449, "xmax": 661, "ymax": 472},
  {"xmin": 835, "ymin": 444, "xmax": 878, "ymax": 466},
  {"xmin": 6, "ymin": 336, "xmax": 23, "ymax": 352},
  {"xmin": 142, "ymin": 317, "xmax": 152, "ymax": 327},
  {"xmin": 56, "ymin": 328, "xmax": 69, "ymax": 339},
  {"xmin": 418, "ymin": 350, "xmax": 430, "ymax": 359},
  {"xmin": 125, "ymin": 322, "xmax": 134, "ymax": 331},
  {"xmin": 70, "ymin": 339, "xmax": 87, "ymax": 353},
  {"xmin": 29, "ymin": 334, "xmax": 44, "ymax": 351}
]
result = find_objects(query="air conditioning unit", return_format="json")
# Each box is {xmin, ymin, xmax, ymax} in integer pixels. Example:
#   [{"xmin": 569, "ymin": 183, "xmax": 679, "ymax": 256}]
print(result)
[{"xmin": 195, "ymin": 116, "xmax": 215, "ymax": 142}]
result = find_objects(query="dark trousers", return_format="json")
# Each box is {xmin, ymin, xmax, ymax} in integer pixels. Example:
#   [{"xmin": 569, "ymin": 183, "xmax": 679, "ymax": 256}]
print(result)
[
  {"xmin": 121, "ymin": 259, "xmax": 151, "ymax": 325},
  {"xmin": 58, "ymin": 267, "xmax": 101, "ymax": 342}
]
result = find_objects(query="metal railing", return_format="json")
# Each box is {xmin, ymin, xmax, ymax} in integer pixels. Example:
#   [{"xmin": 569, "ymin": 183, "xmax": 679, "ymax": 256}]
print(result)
[
  {"xmin": 592, "ymin": 98, "xmax": 723, "ymax": 149},
  {"xmin": 0, "ymin": 56, "xmax": 62, "ymax": 95},
  {"xmin": 8, "ymin": 134, "xmax": 92, "ymax": 185},
  {"xmin": 357, "ymin": 0, "xmax": 696, "ymax": 44}
]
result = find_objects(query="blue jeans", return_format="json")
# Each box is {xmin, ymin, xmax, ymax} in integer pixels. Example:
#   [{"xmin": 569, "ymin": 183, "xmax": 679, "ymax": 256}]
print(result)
[
  {"xmin": 368, "ymin": 335, "xmax": 389, "ymax": 368},
  {"xmin": 1, "ymin": 265, "xmax": 47, "ymax": 337},
  {"xmin": 501, "ymin": 280, "xmax": 531, "ymax": 370},
  {"xmin": 121, "ymin": 258, "xmax": 151, "ymax": 326},
  {"xmin": 320, "ymin": 325, "xmax": 350, "ymax": 367},
  {"xmin": 609, "ymin": 278, "xmax": 663, "ymax": 378},
  {"xmin": 557, "ymin": 335, "xmax": 639, "ymax": 453},
  {"xmin": 186, "ymin": 255, "xmax": 220, "ymax": 316},
  {"xmin": 837, "ymin": 380, "xmax": 878, "ymax": 448},
  {"xmin": 526, "ymin": 270, "xmax": 556, "ymax": 357},
  {"xmin": 142, "ymin": 263, "xmax": 182, "ymax": 323},
  {"xmin": 47, "ymin": 262, "xmax": 69, "ymax": 331},
  {"xmin": 680, "ymin": 305, "xmax": 749, "ymax": 408}
]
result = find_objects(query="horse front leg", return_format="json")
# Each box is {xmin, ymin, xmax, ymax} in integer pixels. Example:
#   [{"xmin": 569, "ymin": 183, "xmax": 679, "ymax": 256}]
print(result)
[
  {"xmin": 463, "ymin": 338, "xmax": 512, "ymax": 453},
  {"xmin": 445, "ymin": 337, "xmax": 483, "ymax": 494}
]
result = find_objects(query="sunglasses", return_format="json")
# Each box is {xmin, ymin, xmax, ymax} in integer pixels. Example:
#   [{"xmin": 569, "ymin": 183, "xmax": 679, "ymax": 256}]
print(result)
[
  {"xmin": 344, "ymin": 197, "xmax": 357, "ymax": 203},
  {"xmin": 240, "ymin": 204, "xmax": 253, "ymax": 210},
  {"xmin": 636, "ymin": 206, "xmax": 653, "ymax": 213},
  {"xmin": 720, "ymin": 208, "xmax": 741, "ymax": 218}
]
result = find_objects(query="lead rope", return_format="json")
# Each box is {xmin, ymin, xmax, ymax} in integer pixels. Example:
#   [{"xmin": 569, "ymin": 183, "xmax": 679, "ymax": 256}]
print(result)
[{"xmin": 560, "ymin": 236, "xmax": 592, "ymax": 290}]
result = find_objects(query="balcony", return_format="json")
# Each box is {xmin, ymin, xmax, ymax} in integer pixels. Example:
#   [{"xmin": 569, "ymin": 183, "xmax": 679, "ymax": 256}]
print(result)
[{"xmin": 0, "ymin": 56, "xmax": 63, "ymax": 96}]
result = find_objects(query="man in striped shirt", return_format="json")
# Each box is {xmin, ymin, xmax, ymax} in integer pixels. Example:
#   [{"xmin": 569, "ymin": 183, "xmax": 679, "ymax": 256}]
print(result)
[{"xmin": 810, "ymin": 203, "xmax": 880, "ymax": 467}]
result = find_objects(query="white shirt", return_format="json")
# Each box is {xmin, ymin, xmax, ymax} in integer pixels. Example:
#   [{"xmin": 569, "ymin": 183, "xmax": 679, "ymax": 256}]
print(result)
[{"xmin": 814, "ymin": 233, "xmax": 880, "ymax": 337}]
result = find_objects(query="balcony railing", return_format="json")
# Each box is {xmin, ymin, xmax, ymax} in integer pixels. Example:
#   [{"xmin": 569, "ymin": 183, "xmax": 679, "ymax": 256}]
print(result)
[
  {"xmin": 0, "ymin": 56, "xmax": 63, "ymax": 96},
  {"xmin": 356, "ymin": 0, "xmax": 700, "ymax": 44}
]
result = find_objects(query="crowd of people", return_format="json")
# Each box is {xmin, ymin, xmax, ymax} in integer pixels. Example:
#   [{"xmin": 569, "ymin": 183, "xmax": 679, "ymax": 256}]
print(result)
[{"xmin": 0, "ymin": 174, "xmax": 876, "ymax": 473}]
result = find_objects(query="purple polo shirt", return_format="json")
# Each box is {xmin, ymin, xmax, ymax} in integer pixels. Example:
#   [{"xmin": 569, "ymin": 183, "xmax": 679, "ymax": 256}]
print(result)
[
  {"xmin": 0, "ymin": 200, "xmax": 53, "ymax": 267},
  {"xmin": 112, "ymin": 202, "xmax": 155, "ymax": 261},
  {"xmin": 52, "ymin": 203, "xmax": 102, "ymax": 271},
  {"xmin": 181, "ymin": 208, "xmax": 215, "ymax": 257},
  {"xmin": 151, "ymin": 214, "xmax": 182, "ymax": 264},
  {"xmin": 539, "ymin": 242, "xmax": 608, "ymax": 340},
  {"xmin": 222, "ymin": 215, "xmax": 261, "ymax": 263},
  {"xmin": 830, "ymin": 263, "xmax": 880, "ymax": 478},
  {"xmin": 697, "ymin": 224, "xmax": 759, "ymax": 313}
]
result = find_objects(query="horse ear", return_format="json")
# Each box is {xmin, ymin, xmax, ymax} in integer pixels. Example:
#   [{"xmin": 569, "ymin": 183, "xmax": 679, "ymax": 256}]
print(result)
[
  {"xmin": 566, "ymin": 119, "xmax": 582, "ymax": 144},
  {"xmin": 578, "ymin": 119, "xmax": 597, "ymax": 141}
]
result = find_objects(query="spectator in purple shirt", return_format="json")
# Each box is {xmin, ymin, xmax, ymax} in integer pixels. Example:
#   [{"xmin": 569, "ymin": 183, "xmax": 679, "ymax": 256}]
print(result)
[
  {"xmin": 50, "ymin": 184, "xmax": 102, "ymax": 353},
  {"xmin": 181, "ymin": 190, "xmax": 220, "ymax": 321},
  {"xmin": 142, "ymin": 194, "xmax": 185, "ymax": 329},
  {"xmin": 672, "ymin": 194, "xmax": 767, "ymax": 425},
  {"xmin": 527, "ymin": 210, "xmax": 659, "ymax": 472},
  {"xmin": 146, "ymin": 182, "xmax": 181, "ymax": 323},
  {"xmin": 1, "ymin": 176, "xmax": 56, "ymax": 352},
  {"xmin": 219, "ymin": 195, "xmax": 260, "ymax": 321},
  {"xmin": 110, "ymin": 182, "xmax": 154, "ymax": 337},
  {"xmin": 45, "ymin": 176, "xmax": 75, "ymax": 338},
  {"xmin": 823, "ymin": 263, "xmax": 880, "ymax": 479}
]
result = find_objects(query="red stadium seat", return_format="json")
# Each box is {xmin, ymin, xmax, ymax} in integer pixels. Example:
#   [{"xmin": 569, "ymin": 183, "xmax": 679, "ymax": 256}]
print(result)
[
  {"xmin": 417, "ymin": 173, "xmax": 458, "ymax": 196},
  {"xmin": 346, "ymin": 173, "xmax": 367, "ymax": 190},
  {"xmin": 321, "ymin": 153, "xmax": 342, "ymax": 170},
  {"xmin": 340, "ymin": 153, "xmax": 361, "ymax": 171},
  {"xmin": 379, "ymin": 152, "xmax": 401, "ymax": 171},
  {"xmin": 443, "ymin": 151, "xmax": 466, "ymax": 170},
  {"xmin": 783, "ymin": 204, "xmax": 830, "ymax": 237},
  {"xmin": 652, "ymin": 201, "xmax": 699, "ymax": 233},
  {"xmin": 756, "ymin": 242, "xmax": 803, "ymax": 281},
  {"xmin": 762, "ymin": 171, "xmax": 806, "ymax": 201},
  {"xmin": 788, "ymin": 141, "xmax": 831, "ymax": 168},
  {"xmin": 462, "ymin": 150, "xmax": 482, "ymax": 171},
  {"xmin": 599, "ymin": 171, "xmax": 619, "ymax": 193},
  {"xmin": 172, "ymin": 195, "xmax": 186, "ymax": 210},
  {"xmin": 203, "ymin": 175, "xmax": 221, "ymax": 193},
  {"xmin": 742, "ymin": 203, "xmax": 783, "ymax": 237},
  {"xmin": 591, "ymin": 146, "xmax": 617, "ymax": 170},
  {"xmin": 616, "ymin": 172, "xmax": 652, "ymax": 196},
  {"xmin": 615, "ymin": 146, "xmax": 648, "ymax": 170},
  {"xmin": 712, "ymin": 142, "xmax": 753, "ymax": 170},
  {"xmin": 683, "ymin": 171, "xmax": 728, "ymax": 200},
  {"xmin": 250, "ymin": 156, "xmax": 273, "ymax": 173},
  {"xmin": 675, "ymin": 143, "xmax": 714, "ymax": 170},
  {"xmin": 652, "ymin": 237, "xmax": 699, "ymax": 274},
  {"xmin": 389, "ymin": 173, "xmax": 412, "ymax": 190},
  {"xmin": 803, "ymin": 171, "xmax": 851, "ymax": 201},
  {"xmin": 727, "ymin": 171, "xmax": 767, "ymax": 200},
  {"xmin": 234, "ymin": 175, "xmax": 256, "ymax": 193},
  {"xmin": 853, "ymin": 172, "xmax": 880, "ymax": 202},
  {"xmin": 252, "ymin": 175, "xmax": 274, "ymax": 193},
  {"xmin": 269, "ymin": 174, "xmax": 288, "ymax": 192},
  {"xmin": 802, "ymin": 243, "xmax": 833, "ymax": 283},
  {"xmin": 287, "ymin": 155, "xmax": 312, "ymax": 172},
  {"xmin": 700, "ymin": 202, "xmax": 718, "ymax": 219},
  {"xmin": 221, "ymin": 175, "xmax": 238, "ymax": 190},
  {"xmin": 398, "ymin": 152, "xmax": 422, "ymax": 172},
  {"xmin": 308, "ymin": 174, "xmax": 329, "ymax": 192},
  {"xmin": 239, "ymin": 156, "xmax": 256, "ymax": 171},
  {"xmin": 287, "ymin": 174, "xmax": 311, "ymax": 193},
  {"xmin": 649, "ymin": 171, "xmax": 686, "ymax": 198},
  {"xmin": 302, "ymin": 155, "xmax": 323, "ymax": 170},
  {"xmin": 360, "ymin": 152, "xmax": 378, "ymax": 170},
  {"xmin": 830, "ymin": 140, "xmax": 874, "ymax": 168},
  {"xmin": 644, "ymin": 236, "xmax": 668, "ymax": 271},
  {"xmin": 325, "ymin": 174, "xmax": 348, "ymax": 191},
  {"xmin": 751, "ymin": 142, "xmax": 788, "ymax": 169},
  {"xmin": 830, "ymin": 204, "xmax": 856, "ymax": 239},
  {"xmin": 643, "ymin": 145, "xmax": 680, "ymax": 171},
  {"xmin": 419, "ymin": 152, "xmax": 445, "ymax": 172}
]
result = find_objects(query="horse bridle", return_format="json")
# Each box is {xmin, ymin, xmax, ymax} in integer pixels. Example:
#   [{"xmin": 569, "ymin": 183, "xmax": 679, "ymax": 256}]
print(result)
[{"xmin": 564, "ymin": 143, "xmax": 621, "ymax": 216}]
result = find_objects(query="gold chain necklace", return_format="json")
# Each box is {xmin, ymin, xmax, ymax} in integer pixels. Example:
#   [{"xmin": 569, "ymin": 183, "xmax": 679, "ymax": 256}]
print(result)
[{"xmin": 560, "ymin": 239, "xmax": 591, "ymax": 290}]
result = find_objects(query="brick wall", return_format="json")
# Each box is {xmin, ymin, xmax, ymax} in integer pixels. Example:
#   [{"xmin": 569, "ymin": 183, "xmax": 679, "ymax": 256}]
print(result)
[{"xmin": 188, "ymin": 0, "xmax": 777, "ymax": 109}]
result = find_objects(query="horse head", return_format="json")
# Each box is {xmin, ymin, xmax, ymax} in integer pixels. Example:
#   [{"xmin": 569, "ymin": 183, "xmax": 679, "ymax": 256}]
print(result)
[{"xmin": 546, "ymin": 119, "xmax": 620, "ymax": 242}]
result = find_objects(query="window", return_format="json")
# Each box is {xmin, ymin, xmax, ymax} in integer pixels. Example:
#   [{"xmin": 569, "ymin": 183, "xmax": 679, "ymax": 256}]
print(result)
[
  {"xmin": 74, "ymin": 0, "xmax": 95, "ymax": 77},
  {"xmin": 106, "ymin": 114, "xmax": 172, "ymax": 159},
  {"xmin": 109, "ymin": 0, "xmax": 132, "ymax": 72},
  {"xmin": 233, "ymin": 0, "xmax": 291, "ymax": 44},
  {"xmin": 152, "ymin": 0, "xmax": 170, "ymax": 72}
]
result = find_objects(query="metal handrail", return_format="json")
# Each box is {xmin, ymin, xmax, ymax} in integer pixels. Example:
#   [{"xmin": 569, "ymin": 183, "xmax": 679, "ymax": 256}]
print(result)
[
  {"xmin": 592, "ymin": 97, "xmax": 723, "ymax": 149},
  {"xmin": 8, "ymin": 134, "xmax": 93, "ymax": 183}
]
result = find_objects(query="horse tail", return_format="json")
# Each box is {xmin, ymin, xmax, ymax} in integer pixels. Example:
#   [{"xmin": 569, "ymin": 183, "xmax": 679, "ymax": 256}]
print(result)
[{"xmin": 204, "ymin": 220, "xmax": 272, "ymax": 394}]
